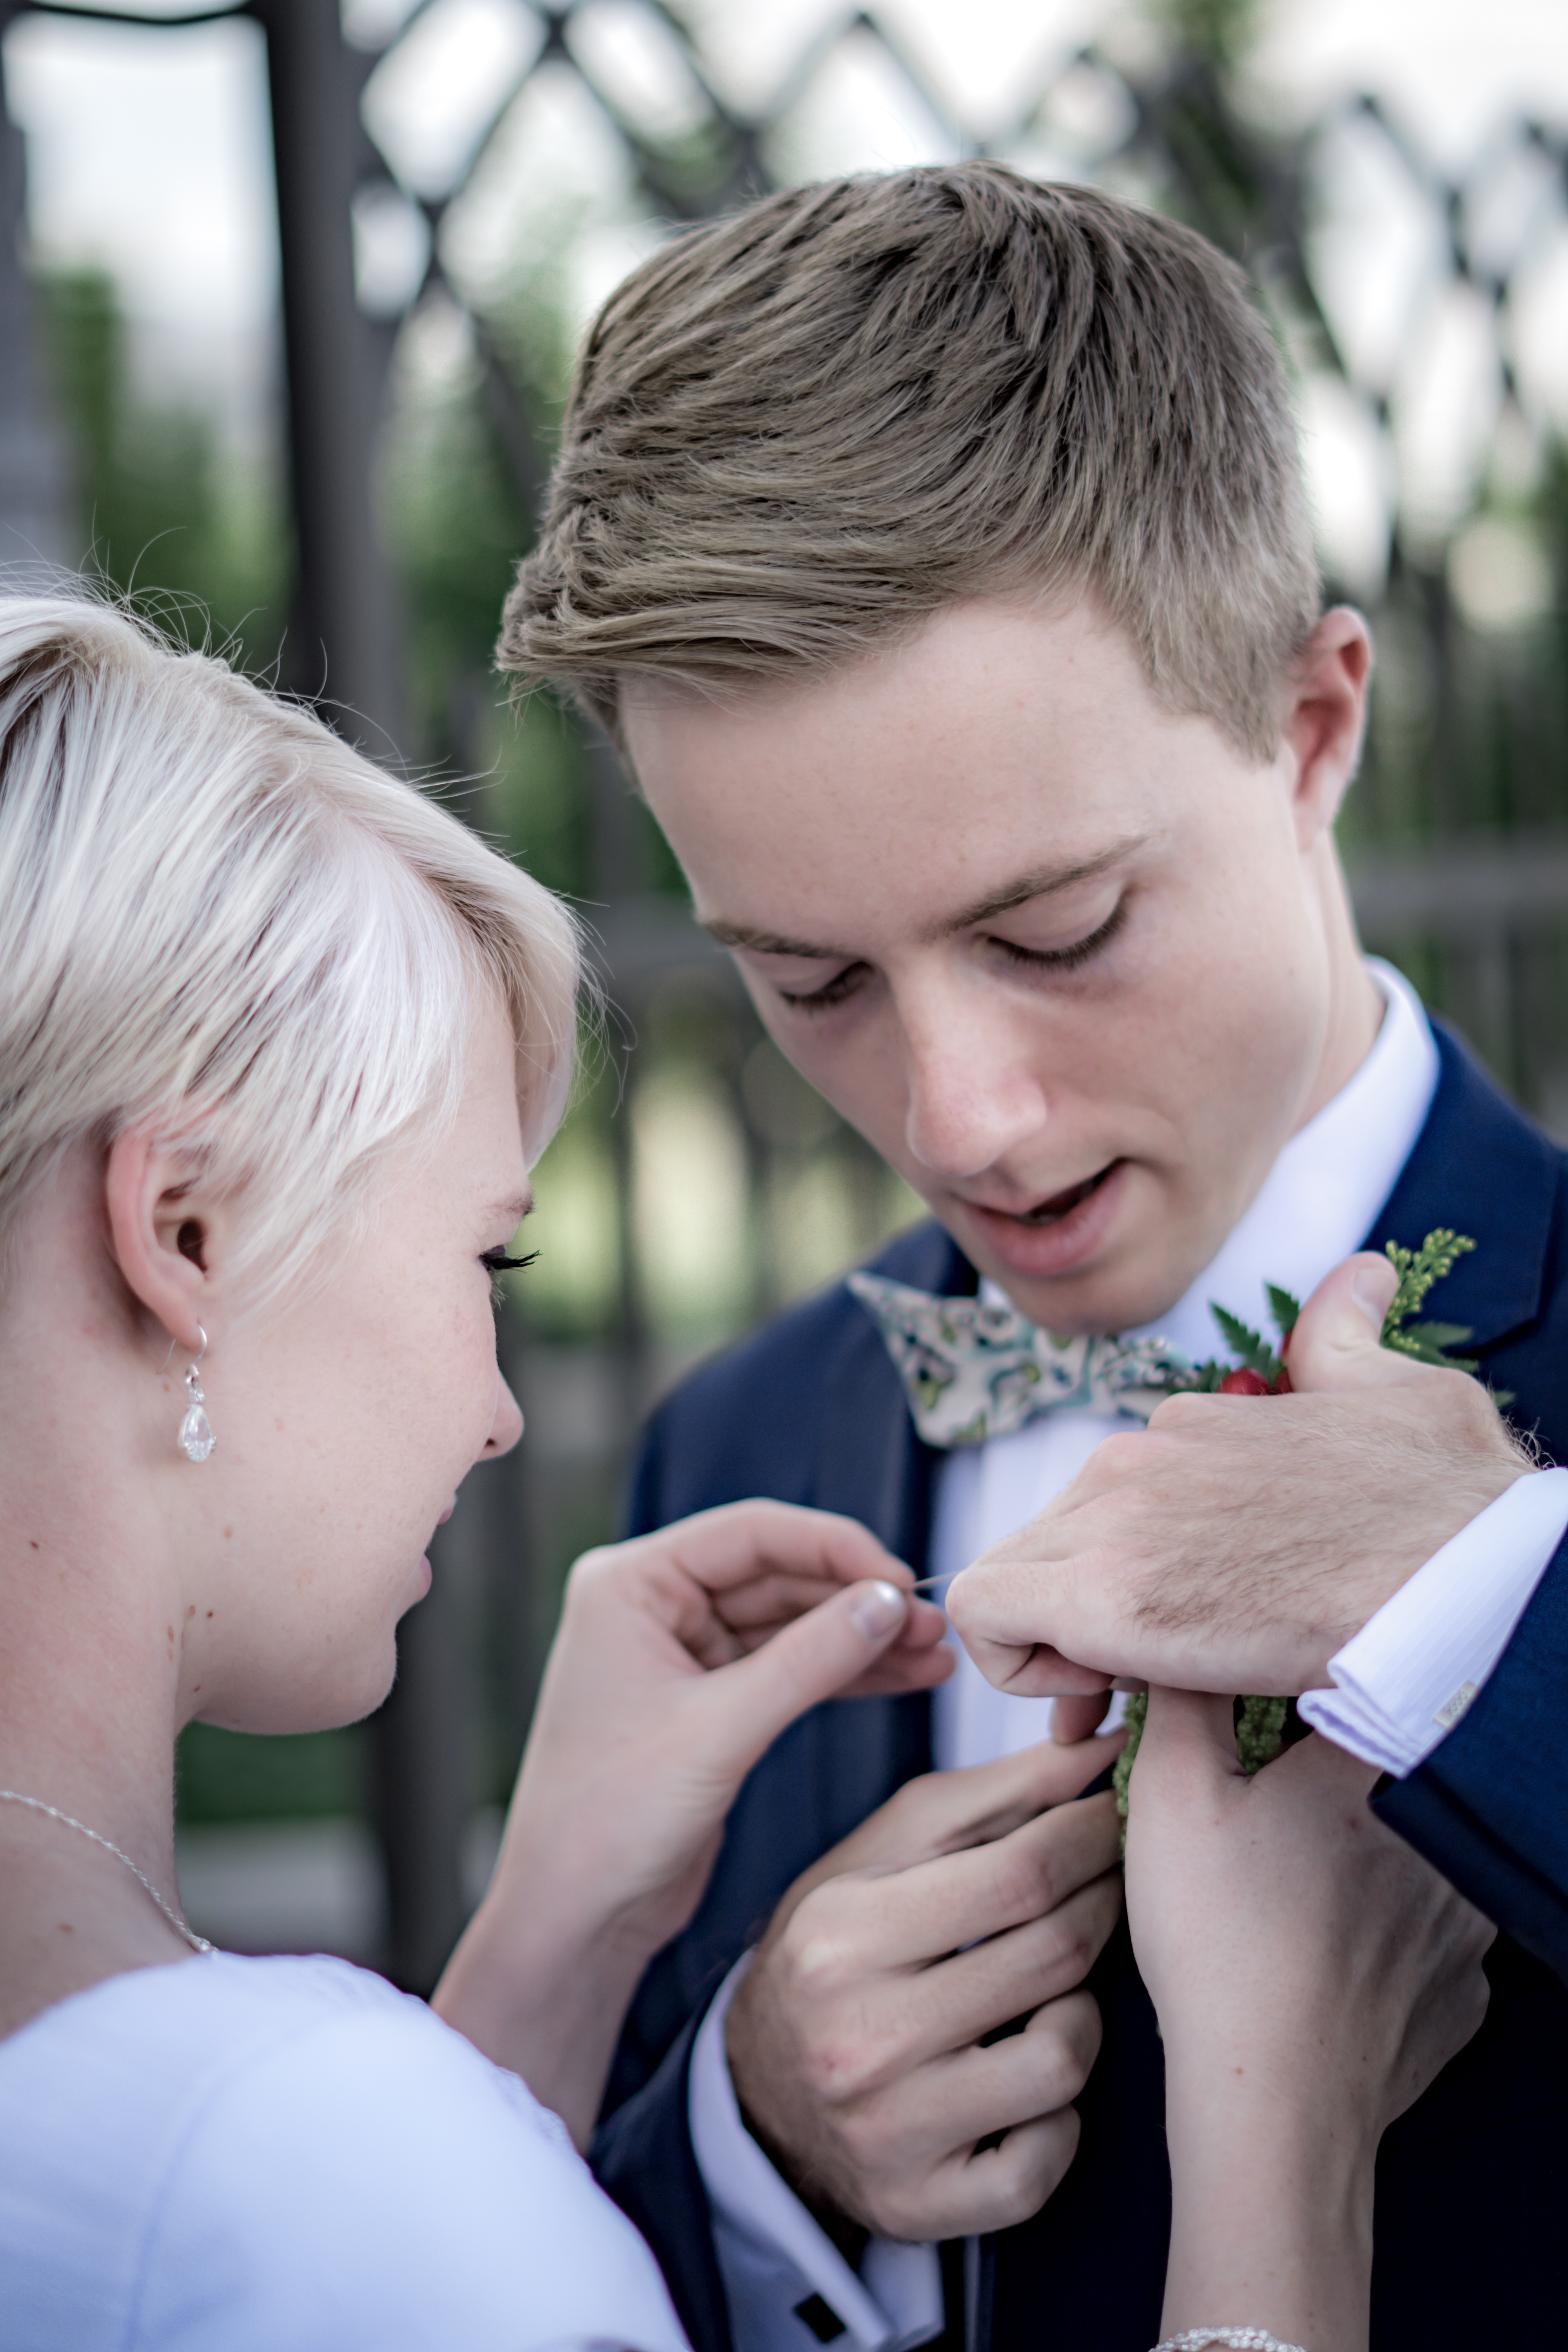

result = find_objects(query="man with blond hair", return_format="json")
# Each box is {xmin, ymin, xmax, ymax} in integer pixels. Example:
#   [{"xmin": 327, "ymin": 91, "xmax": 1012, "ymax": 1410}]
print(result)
[{"xmin": 500, "ymin": 166, "xmax": 1568, "ymax": 2352}]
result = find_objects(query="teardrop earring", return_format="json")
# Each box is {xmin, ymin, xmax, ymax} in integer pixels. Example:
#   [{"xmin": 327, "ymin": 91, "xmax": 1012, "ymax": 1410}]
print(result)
[{"xmin": 179, "ymin": 1327, "xmax": 214, "ymax": 1463}]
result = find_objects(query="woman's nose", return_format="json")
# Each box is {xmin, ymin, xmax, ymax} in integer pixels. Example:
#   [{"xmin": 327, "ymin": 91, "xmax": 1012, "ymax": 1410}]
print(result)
[{"xmin": 483, "ymin": 1375, "xmax": 525, "ymax": 1460}]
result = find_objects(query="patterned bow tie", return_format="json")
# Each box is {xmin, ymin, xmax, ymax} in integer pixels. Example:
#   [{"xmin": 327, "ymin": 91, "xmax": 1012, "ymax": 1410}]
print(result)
[{"xmin": 848, "ymin": 1272, "xmax": 1195, "ymax": 1448}]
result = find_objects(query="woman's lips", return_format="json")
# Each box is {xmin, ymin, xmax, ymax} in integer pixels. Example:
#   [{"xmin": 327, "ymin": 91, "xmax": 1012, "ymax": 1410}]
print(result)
[{"xmin": 959, "ymin": 1160, "xmax": 1128, "ymax": 1281}]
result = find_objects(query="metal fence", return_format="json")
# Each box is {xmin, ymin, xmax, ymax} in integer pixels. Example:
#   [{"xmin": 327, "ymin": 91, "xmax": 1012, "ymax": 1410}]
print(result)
[{"xmin": 4, "ymin": 0, "xmax": 1567, "ymax": 1984}]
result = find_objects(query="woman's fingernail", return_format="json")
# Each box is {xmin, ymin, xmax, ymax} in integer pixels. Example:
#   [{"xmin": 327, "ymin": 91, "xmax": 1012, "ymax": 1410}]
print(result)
[{"xmin": 849, "ymin": 1579, "xmax": 907, "ymax": 1639}]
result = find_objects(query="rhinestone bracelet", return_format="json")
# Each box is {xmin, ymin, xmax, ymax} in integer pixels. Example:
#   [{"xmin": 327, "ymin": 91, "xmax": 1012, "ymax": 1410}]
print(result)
[{"xmin": 1151, "ymin": 2332, "xmax": 1309, "ymax": 2352}]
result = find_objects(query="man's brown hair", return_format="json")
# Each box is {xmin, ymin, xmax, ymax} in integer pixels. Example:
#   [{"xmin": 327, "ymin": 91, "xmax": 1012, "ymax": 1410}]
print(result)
[{"xmin": 499, "ymin": 163, "xmax": 1321, "ymax": 759}]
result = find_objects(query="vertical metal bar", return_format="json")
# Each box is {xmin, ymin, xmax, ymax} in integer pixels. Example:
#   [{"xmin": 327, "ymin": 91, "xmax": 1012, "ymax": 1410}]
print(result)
[
  {"xmin": 250, "ymin": 0, "xmax": 403, "ymax": 754},
  {"xmin": 253, "ymin": 0, "xmax": 476, "ymax": 1990}
]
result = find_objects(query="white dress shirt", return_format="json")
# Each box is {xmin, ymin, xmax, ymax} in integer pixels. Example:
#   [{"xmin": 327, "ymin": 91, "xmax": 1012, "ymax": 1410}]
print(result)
[{"xmin": 689, "ymin": 960, "xmax": 1568, "ymax": 2352}]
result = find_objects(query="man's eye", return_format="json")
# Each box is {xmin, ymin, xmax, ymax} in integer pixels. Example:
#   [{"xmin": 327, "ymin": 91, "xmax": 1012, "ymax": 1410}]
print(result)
[
  {"xmin": 777, "ymin": 961, "xmax": 870, "ymax": 1013},
  {"xmin": 481, "ymin": 1248, "xmax": 538, "ymax": 1275},
  {"xmin": 993, "ymin": 899, "xmax": 1127, "ymax": 974}
]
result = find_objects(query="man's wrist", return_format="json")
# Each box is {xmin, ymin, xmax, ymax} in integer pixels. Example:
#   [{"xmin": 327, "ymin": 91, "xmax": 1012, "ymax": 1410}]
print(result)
[{"xmin": 733, "ymin": 2083, "xmax": 867, "ymax": 2263}]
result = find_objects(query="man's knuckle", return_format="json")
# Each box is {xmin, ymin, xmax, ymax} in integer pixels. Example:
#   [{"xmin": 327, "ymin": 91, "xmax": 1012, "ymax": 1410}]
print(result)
[
  {"xmin": 1038, "ymin": 1916, "xmax": 1096, "ymax": 1993},
  {"xmin": 978, "ymin": 2148, "xmax": 1058, "ymax": 2232},
  {"xmin": 863, "ymin": 2180, "xmax": 929, "ymax": 2241},
  {"xmin": 801, "ymin": 2026, "xmax": 886, "ymax": 2105},
  {"xmin": 1036, "ymin": 2026, "xmax": 1094, "ymax": 2105}
]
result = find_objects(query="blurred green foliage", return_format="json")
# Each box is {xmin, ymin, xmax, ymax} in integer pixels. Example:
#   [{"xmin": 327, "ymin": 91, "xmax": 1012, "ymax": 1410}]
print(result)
[
  {"xmin": 176, "ymin": 1722, "xmax": 369, "ymax": 1825},
  {"xmin": 36, "ymin": 267, "xmax": 290, "ymax": 672}
]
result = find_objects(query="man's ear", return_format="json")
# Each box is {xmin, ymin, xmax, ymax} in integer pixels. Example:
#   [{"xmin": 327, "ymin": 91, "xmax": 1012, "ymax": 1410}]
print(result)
[
  {"xmin": 1281, "ymin": 606, "xmax": 1374, "ymax": 851},
  {"xmin": 104, "ymin": 1126, "xmax": 218, "ymax": 1353}
]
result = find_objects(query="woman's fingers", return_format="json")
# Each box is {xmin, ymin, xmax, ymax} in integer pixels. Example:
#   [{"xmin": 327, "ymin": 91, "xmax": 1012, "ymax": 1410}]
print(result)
[
  {"xmin": 684, "ymin": 1579, "xmax": 941, "ymax": 1781},
  {"xmin": 578, "ymin": 1499, "xmax": 952, "ymax": 1675},
  {"xmin": 658, "ymin": 1499, "xmax": 916, "ymax": 1597}
]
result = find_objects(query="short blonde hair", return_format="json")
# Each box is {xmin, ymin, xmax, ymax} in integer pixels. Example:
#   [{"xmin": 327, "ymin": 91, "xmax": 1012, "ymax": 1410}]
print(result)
[
  {"xmin": 500, "ymin": 165, "xmax": 1321, "ymax": 760},
  {"xmin": 0, "ymin": 594, "xmax": 582, "ymax": 1310}
]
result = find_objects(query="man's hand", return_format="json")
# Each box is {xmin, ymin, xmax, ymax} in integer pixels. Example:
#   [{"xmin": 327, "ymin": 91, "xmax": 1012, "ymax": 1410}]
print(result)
[
  {"xmin": 946, "ymin": 1252, "xmax": 1531, "ymax": 1708},
  {"xmin": 726, "ymin": 1739, "xmax": 1124, "ymax": 2243}
]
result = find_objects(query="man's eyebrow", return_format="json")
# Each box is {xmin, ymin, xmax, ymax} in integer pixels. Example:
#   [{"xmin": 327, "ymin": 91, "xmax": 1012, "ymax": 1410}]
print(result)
[
  {"xmin": 700, "ymin": 840, "xmax": 1150, "ymax": 960},
  {"xmin": 935, "ymin": 841, "xmax": 1151, "ymax": 936},
  {"xmin": 702, "ymin": 920, "xmax": 853, "ymax": 957}
]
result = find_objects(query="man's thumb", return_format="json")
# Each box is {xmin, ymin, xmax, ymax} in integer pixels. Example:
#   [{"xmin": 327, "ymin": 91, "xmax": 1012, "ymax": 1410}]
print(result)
[
  {"xmin": 1287, "ymin": 1251, "xmax": 1428, "ymax": 1394},
  {"xmin": 699, "ymin": 1581, "xmax": 913, "ymax": 1777}
]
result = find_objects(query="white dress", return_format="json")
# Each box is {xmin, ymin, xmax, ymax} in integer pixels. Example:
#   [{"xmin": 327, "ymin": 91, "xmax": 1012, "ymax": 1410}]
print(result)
[{"xmin": 0, "ymin": 1950, "xmax": 693, "ymax": 2352}]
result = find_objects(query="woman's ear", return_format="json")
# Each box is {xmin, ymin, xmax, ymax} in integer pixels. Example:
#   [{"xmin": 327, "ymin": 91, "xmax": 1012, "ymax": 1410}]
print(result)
[
  {"xmin": 103, "ymin": 1127, "xmax": 218, "ymax": 1352},
  {"xmin": 1283, "ymin": 606, "xmax": 1374, "ymax": 850}
]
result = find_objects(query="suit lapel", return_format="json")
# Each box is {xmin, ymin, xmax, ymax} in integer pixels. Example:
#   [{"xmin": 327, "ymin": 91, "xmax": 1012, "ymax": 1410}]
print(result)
[
  {"xmin": 1364, "ymin": 1020, "xmax": 1557, "ymax": 1349},
  {"xmin": 790, "ymin": 1223, "xmax": 979, "ymax": 1840}
]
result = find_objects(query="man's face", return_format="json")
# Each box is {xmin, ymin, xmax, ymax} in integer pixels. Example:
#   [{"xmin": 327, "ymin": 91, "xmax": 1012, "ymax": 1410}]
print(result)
[{"xmin": 622, "ymin": 598, "xmax": 1375, "ymax": 1335}]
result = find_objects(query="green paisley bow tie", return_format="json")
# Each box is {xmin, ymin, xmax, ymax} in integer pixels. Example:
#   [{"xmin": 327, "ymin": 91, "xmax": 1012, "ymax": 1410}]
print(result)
[{"xmin": 848, "ymin": 1272, "xmax": 1196, "ymax": 1448}]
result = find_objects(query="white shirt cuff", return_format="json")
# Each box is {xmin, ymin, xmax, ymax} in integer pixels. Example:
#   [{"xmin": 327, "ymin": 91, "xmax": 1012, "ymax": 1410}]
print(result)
[
  {"xmin": 688, "ymin": 1958, "xmax": 944, "ymax": 2352},
  {"xmin": 1298, "ymin": 1466, "xmax": 1568, "ymax": 1777}
]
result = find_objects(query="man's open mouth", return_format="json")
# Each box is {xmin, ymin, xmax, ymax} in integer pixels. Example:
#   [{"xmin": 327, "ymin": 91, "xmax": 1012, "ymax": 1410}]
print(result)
[{"xmin": 1013, "ymin": 1164, "xmax": 1118, "ymax": 1226}]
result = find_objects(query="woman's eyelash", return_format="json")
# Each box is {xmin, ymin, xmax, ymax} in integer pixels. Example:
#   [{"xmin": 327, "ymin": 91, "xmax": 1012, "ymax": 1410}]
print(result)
[{"xmin": 481, "ymin": 1248, "xmax": 539, "ymax": 1275}]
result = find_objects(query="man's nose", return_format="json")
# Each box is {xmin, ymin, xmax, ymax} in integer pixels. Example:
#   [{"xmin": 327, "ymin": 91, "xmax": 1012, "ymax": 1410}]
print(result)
[
  {"xmin": 482, "ymin": 1375, "xmax": 525, "ymax": 1460},
  {"xmin": 899, "ymin": 986, "xmax": 1048, "ymax": 1181}
]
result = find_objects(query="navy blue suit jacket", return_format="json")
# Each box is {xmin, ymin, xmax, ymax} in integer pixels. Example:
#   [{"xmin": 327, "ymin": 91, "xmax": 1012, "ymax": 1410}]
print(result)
[{"xmin": 591, "ymin": 1026, "xmax": 1568, "ymax": 2352}]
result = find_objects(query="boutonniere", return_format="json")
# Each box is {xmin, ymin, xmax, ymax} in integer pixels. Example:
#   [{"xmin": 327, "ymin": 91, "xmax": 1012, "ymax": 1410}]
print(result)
[{"xmin": 1113, "ymin": 1230, "xmax": 1481, "ymax": 1818}]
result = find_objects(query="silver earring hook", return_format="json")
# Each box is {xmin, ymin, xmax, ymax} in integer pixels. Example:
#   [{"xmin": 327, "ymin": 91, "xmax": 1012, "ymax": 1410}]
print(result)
[{"xmin": 158, "ymin": 1325, "xmax": 208, "ymax": 1376}]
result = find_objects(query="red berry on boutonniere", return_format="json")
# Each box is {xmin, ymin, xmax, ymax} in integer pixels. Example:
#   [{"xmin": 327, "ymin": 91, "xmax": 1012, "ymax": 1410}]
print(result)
[{"xmin": 1218, "ymin": 1367, "xmax": 1272, "ymax": 1395}]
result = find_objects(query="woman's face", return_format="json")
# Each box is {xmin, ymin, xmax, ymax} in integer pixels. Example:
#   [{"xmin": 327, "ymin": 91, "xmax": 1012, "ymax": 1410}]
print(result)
[{"xmin": 174, "ymin": 996, "xmax": 529, "ymax": 1733}]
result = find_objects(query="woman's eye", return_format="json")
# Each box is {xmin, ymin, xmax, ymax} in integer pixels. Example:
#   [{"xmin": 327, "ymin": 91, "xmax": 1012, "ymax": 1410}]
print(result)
[{"xmin": 481, "ymin": 1247, "xmax": 538, "ymax": 1276}]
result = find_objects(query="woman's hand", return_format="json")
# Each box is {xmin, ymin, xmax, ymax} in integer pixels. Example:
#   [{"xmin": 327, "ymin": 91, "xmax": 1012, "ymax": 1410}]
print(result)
[
  {"xmin": 434, "ymin": 1501, "xmax": 950, "ymax": 2139},
  {"xmin": 1126, "ymin": 1688, "xmax": 1494, "ymax": 2352}
]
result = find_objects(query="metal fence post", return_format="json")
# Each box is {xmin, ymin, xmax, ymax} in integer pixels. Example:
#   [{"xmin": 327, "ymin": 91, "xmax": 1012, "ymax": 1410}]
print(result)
[
  {"xmin": 251, "ymin": 0, "xmax": 403, "ymax": 751},
  {"xmin": 253, "ymin": 0, "xmax": 475, "ymax": 1991}
]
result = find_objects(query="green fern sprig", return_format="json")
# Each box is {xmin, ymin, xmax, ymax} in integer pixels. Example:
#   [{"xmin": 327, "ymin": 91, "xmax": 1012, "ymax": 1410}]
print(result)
[
  {"xmin": 1266, "ymin": 1283, "xmax": 1303, "ymax": 1341},
  {"xmin": 1380, "ymin": 1230, "xmax": 1478, "ymax": 1370},
  {"xmin": 1208, "ymin": 1303, "xmax": 1283, "ymax": 1383}
]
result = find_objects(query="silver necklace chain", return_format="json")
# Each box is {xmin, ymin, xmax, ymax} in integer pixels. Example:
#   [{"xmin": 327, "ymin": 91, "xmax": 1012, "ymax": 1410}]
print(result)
[{"xmin": 0, "ymin": 1789, "xmax": 214, "ymax": 1954}]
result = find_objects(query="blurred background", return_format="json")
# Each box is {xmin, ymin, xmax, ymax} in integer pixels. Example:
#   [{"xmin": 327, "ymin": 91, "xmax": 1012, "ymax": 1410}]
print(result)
[{"xmin": 4, "ymin": 0, "xmax": 1566, "ymax": 1985}]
